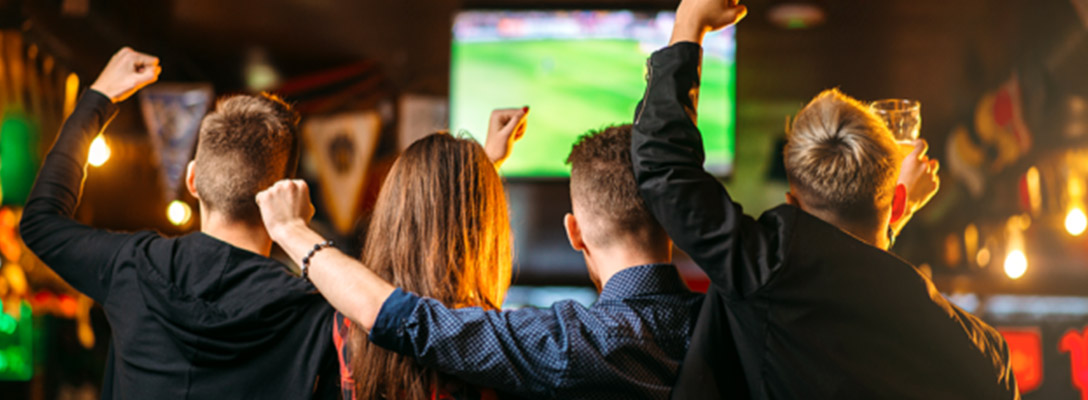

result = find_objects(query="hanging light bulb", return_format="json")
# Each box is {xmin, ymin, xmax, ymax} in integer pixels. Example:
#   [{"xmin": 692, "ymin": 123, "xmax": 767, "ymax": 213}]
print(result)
[
  {"xmin": 87, "ymin": 134, "xmax": 110, "ymax": 167},
  {"xmin": 1004, "ymin": 249, "xmax": 1028, "ymax": 280},
  {"xmin": 166, "ymin": 200, "xmax": 192, "ymax": 226},
  {"xmin": 1067, "ymin": 207, "xmax": 1088, "ymax": 236}
]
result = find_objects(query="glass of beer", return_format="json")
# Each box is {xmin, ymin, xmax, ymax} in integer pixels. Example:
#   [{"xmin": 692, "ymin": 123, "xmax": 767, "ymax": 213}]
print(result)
[{"xmin": 871, "ymin": 99, "xmax": 921, "ymax": 143}]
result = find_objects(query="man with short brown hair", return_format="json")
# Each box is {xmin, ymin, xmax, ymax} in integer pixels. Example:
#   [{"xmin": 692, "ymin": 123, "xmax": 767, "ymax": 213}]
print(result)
[
  {"xmin": 21, "ymin": 48, "xmax": 337, "ymax": 399},
  {"xmin": 564, "ymin": 125, "xmax": 672, "ymax": 289},
  {"xmin": 190, "ymin": 94, "xmax": 298, "ymax": 221},
  {"xmin": 255, "ymin": 124, "xmax": 704, "ymax": 399}
]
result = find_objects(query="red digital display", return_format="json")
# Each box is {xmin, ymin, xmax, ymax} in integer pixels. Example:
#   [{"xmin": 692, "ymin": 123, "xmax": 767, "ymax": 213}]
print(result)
[
  {"xmin": 999, "ymin": 327, "xmax": 1043, "ymax": 394},
  {"xmin": 1061, "ymin": 326, "xmax": 1088, "ymax": 400}
]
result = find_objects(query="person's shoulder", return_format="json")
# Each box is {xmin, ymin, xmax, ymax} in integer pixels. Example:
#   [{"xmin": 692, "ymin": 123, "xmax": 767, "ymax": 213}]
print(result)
[
  {"xmin": 110, "ymin": 230, "xmax": 177, "ymax": 262},
  {"xmin": 756, "ymin": 204, "xmax": 802, "ymax": 238}
]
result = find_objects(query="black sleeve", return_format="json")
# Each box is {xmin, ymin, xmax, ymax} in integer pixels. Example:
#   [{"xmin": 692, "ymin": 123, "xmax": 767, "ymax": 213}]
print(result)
[
  {"xmin": 20, "ymin": 90, "xmax": 135, "ymax": 303},
  {"xmin": 630, "ymin": 42, "xmax": 782, "ymax": 299}
]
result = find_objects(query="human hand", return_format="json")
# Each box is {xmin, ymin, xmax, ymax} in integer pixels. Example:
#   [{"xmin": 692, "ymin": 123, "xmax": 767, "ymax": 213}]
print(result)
[
  {"xmin": 671, "ymin": 0, "xmax": 748, "ymax": 45},
  {"xmin": 255, "ymin": 179, "xmax": 317, "ymax": 241},
  {"xmin": 898, "ymin": 139, "xmax": 940, "ymax": 216},
  {"xmin": 484, "ymin": 106, "xmax": 529, "ymax": 167},
  {"xmin": 89, "ymin": 47, "xmax": 161, "ymax": 103}
]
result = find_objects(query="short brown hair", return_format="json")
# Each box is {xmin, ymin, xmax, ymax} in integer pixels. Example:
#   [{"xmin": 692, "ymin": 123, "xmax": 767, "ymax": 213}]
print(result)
[
  {"xmin": 784, "ymin": 89, "xmax": 899, "ymax": 224},
  {"xmin": 193, "ymin": 93, "xmax": 298, "ymax": 223},
  {"xmin": 566, "ymin": 124, "xmax": 665, "ymax": 247}
]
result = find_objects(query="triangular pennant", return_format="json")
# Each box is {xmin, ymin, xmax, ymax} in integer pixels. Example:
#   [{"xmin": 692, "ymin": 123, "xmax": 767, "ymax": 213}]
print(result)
[
  {"xmin": 138, "ymin": 84, "xmax": 214, "ymax": 202},
  {"xmin": 303, "ymin": 111, "xmax": 380, "ymax": 234}
]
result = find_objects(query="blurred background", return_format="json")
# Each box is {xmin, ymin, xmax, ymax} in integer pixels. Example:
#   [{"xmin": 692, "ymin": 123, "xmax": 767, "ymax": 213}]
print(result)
[{"xmin": 0, "ymin": 0, "xmax": 1086, "ymax": 398}]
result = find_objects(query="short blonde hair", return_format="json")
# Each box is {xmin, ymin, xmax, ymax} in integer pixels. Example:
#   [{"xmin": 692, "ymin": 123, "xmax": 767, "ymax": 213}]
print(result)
[{"xmin": 784, "ymin": 89, "xmax": 899, "ymax": 224}]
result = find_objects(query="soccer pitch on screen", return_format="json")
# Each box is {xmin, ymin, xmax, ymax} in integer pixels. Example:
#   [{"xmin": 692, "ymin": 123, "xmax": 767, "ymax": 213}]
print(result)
[{"xmin": 450, "ymin": 10, "xmax": 736, "ymax": 177}]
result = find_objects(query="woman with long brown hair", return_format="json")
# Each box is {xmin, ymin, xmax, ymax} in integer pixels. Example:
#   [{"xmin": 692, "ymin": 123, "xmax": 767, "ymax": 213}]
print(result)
[{"xmin": 332, "ymin": 108, "xmax": 527, "ymax": 399}]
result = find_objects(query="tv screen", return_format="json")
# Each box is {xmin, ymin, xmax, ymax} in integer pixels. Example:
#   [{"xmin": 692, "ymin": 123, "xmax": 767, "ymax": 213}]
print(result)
[{"xmin": 451, "ymin": 10, "xmax": 736, "ymax": 177}]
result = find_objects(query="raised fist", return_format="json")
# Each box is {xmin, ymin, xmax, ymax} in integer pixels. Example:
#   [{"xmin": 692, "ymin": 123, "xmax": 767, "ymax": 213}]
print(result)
[
  {"xmin": 90, "ymin": 47, "xmax": 161, "ymax": 103},
  {"xmin": 484, "ymin": 106, "xmax": 529, "ymax": 167}
]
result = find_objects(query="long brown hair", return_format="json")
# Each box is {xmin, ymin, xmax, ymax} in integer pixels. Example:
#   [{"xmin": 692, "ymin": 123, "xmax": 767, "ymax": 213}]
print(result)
[{"xmin": 350, "ymin": 133, "xmax": 513, "ymax": 399}]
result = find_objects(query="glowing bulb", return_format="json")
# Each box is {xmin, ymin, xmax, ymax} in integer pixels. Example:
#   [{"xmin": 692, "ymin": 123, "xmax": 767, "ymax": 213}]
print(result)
[
  {"xmin": 1004, "ymin": 250, "xmax": 1028, "ymax": 280},
  {"xmin": 1067, "ymin": 207, "xmax": 1088, "ymax": 236},
  {"xmin": 166, "ymin": 200, "xmax": 192, "ymax": 226},
  {"xmin": 88, "ymin": 135, "xmax": 110, "ymax": 167},
  {"xmin": 976, "ymin": 247, "xmax": 991, "ymax": 267}
]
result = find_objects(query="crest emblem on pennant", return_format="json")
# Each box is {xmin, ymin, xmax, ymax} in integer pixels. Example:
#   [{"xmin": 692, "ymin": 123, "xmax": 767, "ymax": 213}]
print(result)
[
  {"xmin": 138, "ymin": 84, "xmax": 214, "ymax": 202},
  {"xmin": 303, "ymin": 112, "xmax": 380, "ymax": 234}
]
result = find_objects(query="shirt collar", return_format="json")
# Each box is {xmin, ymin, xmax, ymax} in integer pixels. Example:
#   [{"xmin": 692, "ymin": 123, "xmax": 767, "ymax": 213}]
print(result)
[{"xmin": 597, "ymin": 263, "xmax": 689, "ymax": 301}]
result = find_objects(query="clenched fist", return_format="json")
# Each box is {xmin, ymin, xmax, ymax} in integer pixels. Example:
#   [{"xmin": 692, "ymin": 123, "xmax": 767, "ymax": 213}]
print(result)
[
  {"xmin": 255, "ymin": 179, "xmax": 316, "ymax": 241},
  {"xmin": 484, "ymin": 106, "xmax": 529, "ymax": 167},
  {"xmin": 90, "ymin": 47, "xmax": 161, "ymax": 103},
  {"xmin": 671, "ymin": 0, "xmax": 748, "ymax": 45}
]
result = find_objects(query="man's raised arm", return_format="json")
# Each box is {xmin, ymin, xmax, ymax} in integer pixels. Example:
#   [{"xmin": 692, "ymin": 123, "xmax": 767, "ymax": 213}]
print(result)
[
  {"xmin": 20, "ymin": 47, "xmax": 160, "ymax": 302},
  {"xmin": 630, "ymin": 0, "xmax": 783, "ymax": 298}
]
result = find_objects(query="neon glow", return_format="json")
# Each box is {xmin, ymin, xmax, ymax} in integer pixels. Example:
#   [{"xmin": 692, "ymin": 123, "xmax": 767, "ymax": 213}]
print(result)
[
  {"xmin": 1060, "ymin": 327, "xmax": 1088, "ymax": 400},
  {"xmin": 998, "ymin": 328, "xmax": 1043, "ymax": 393}
]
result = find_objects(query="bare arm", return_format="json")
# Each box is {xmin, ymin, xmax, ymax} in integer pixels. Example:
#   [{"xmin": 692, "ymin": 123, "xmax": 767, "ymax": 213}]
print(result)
[{"xmin": 256, "ymin": 180, "xmax": 394, "ymax": 331}]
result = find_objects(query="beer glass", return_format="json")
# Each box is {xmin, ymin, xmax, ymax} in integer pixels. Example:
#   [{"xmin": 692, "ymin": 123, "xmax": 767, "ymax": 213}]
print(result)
[{"xmin": 871, "ymin": 99, "xmax": 921, "ymax": 143}]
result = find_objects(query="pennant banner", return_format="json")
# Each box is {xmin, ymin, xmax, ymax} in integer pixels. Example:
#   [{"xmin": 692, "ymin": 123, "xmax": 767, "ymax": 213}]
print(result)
[
  {"xmin": 303, "ymin": 111, "xmax": 380, "ymax": 234},
  {"xmin": 398, "ymin": 94, "xmax": 448, "ymax": 151},
  {"xmin": 138, "ymin": 84, "xmax": 214, "ymax": 202}
]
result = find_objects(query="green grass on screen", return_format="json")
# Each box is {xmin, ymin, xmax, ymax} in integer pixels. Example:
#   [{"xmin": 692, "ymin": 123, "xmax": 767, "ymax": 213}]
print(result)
[{"xmin": 451, "ymin": 39, "xmax": 735, "ymax": 177}]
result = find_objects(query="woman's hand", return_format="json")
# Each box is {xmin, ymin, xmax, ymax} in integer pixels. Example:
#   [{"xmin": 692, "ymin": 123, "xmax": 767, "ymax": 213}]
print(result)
[
  {"xmin": 484, "ymin": 107, "xmax": 529, "ymax": 167},
  {"xmin": 255, "ymin": 179, "xmax": 316, "ymax": 242}
]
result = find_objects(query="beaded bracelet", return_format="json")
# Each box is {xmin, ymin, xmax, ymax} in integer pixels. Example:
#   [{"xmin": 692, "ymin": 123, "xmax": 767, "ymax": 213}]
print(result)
[{"xmin": 301, "ymin": 240, "xmax": 335, "ymax": 281}]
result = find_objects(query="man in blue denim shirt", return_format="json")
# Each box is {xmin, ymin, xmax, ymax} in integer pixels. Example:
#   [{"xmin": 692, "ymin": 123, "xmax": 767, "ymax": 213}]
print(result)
[{"xmin": 258, "ymin": 125, "xmax": 704, "ymax": 399}]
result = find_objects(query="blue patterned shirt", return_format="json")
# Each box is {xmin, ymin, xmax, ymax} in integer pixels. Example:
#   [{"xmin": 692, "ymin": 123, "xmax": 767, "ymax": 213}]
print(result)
[{"xmin": 369, "ymin": 264, "xmax": 704, "ymax": 399}]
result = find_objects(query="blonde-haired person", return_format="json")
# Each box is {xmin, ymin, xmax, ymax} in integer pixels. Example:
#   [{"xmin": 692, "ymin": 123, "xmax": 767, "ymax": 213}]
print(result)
[
  {"xmin": 783, "ymin": 88, "xmax": 920, "ymax": 247},
  {"xmin": 630, "ymin": 0, "xmax": 1017, "ymax": 398}
]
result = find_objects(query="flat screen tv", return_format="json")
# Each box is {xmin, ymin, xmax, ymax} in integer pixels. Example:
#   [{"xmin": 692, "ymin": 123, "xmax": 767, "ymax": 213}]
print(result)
[{"xmin": 451, "ymin": 10, "xmax": 736, "ymax": 177}]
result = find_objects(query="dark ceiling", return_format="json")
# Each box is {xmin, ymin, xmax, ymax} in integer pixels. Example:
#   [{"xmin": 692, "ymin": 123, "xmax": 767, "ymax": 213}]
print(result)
[{"xmin": 18, "ymin": 0, "xmax": 1086, "ymax": 155}]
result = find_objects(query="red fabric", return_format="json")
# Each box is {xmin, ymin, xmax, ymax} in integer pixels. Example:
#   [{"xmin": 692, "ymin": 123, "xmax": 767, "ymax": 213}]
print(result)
[{"xmin": 333, "ymin": 314, "xmax": 357, "ymax": 399}]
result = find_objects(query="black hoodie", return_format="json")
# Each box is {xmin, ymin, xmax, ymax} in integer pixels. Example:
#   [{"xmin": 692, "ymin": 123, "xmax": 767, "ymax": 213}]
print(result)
[{"xmin": 20, "ymin": 90, "xmax": 338, "ymax": 399}]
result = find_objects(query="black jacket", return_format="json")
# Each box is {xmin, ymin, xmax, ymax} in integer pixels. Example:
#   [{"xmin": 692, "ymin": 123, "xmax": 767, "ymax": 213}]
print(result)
[
  {"xmin": 631, "ymin": 42, "xmax": 1019, "ymax": 399},
  {"xmin": 20, "ymin": 90, "xmax": 338, "ymax": 399}
]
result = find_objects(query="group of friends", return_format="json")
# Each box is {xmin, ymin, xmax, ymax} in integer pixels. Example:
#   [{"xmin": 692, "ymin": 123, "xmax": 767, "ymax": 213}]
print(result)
[{"xmin": 19, "ymin": 0, "xmax": 1021, "ymax": 399}]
